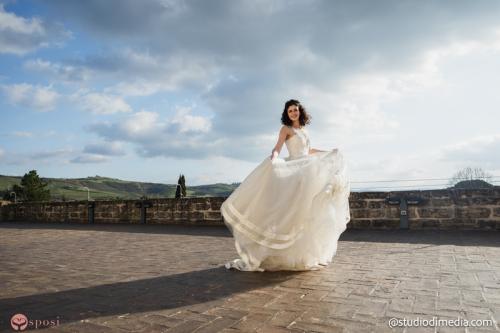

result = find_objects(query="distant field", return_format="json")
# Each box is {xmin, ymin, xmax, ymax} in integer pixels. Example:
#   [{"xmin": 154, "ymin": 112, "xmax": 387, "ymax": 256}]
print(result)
[{"xmin": 0, "ymin": 175, "xmax": 239, "ymax": 201}]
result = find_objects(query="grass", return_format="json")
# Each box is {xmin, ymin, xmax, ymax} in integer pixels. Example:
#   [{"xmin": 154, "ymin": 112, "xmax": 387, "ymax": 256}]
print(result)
[{"xmin": 0, "ymin": 175, "xmax": 238, "ymax": 201}]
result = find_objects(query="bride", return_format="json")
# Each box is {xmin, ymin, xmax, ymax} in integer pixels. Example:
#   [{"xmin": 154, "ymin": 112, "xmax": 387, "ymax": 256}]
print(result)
[{"xmin": 220, "ymin": 99, "xmax": 351, "ymax": 271}]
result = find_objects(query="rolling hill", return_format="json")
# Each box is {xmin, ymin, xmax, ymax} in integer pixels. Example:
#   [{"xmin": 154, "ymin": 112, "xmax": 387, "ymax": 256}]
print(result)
[{"xmin": 0, "ymin": 175, "xmax": 239, "ymax": 201}]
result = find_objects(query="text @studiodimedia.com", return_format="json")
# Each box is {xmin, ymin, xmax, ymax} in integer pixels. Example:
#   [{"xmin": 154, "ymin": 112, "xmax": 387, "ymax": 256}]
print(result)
[{"xmin": 388, "ymin": 316, "xmax": 494, "ymax": 328}]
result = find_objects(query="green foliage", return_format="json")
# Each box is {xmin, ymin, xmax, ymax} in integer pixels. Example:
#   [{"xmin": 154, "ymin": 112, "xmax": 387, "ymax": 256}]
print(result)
[
  {"xmin": 12, "ymin": 170, "xmax": 51, "ymax": 202},
  {"xmin": 180, "ymin": 174, "xmax": 186, "ymax": 197},
  {"xmin": 175, "ymin": 174, "xmax": 182, "ymax": 199}
]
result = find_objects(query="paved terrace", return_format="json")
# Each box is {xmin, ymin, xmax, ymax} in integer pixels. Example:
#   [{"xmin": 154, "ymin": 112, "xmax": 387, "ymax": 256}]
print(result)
[{"xmin": 0, "ymin": 222, "xmax": 499, "ymax": 333}]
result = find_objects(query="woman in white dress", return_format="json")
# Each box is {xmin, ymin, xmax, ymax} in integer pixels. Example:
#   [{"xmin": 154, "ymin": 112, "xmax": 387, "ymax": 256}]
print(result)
[{"xmin": 221, "ymin": 99, "xmax": 351, "ymax": 272}]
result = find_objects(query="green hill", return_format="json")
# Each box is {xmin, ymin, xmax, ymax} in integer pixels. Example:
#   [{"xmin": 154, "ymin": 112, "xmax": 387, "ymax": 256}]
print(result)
[
  {"xmin": 451, "ymin": 179, "xmax": 494, "ymax": 189},
  {"xmin": 0, "ymin": 175, "xmax": 239, "ymax": 201}
]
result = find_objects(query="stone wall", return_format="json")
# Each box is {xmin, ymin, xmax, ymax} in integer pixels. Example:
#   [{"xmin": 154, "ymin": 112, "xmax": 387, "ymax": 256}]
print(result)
[
  {"xmin": 1, "ymin": 188, "xmax": 499, "ymax": 230},
  {"xmin": 0, "ymin": 197, "xmax": 226, "ymax": 226},
  {"xmin": 349, "ymin": 188, "xmax": 500, "ymax": 230}
]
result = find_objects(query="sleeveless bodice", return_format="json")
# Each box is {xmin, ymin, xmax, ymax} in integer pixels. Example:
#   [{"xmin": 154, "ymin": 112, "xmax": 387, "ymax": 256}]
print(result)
[{"xmin": 285, "ymin": 126, "xmax": 311, "ymax": 160}]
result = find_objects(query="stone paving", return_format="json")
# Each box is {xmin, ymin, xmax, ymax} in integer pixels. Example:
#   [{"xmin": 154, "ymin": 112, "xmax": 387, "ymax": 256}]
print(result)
[{"xmin": 0, "ymin": 222, "xmax": 499, "ymax": 333}]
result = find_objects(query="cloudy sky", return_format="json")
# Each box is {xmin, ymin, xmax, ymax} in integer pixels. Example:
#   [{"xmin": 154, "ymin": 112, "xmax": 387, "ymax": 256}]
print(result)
[{"xmin": 1, "ymin": 0, "xmax": 500, "ymax": 190}]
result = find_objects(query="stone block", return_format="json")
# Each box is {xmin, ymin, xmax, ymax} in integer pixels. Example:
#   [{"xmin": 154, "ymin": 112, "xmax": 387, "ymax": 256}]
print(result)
[
  {"xmin": 350, "ymin": 201, "xmax": 367, "ymax": 209},
  {"xmin": 352, "ymin": 209, "xmax": 385, "ymax": 219},
  {"xmin": 204, "ymin": 211, "xmax": 222, "ymax": 220},
  {"xmin": 368, "ymin": 200, "xmax": 387, "ymax": 209},
  {"xmin": 455, "ymin": 207, "xmax": 491, "ymax": 219},
  {"xmin": 430, "ymin": 198, "xmax": 454, "ymax": 206},
  {"xmin": 417, "ymin": 208, "xmax": 453, "ymax": 219}
]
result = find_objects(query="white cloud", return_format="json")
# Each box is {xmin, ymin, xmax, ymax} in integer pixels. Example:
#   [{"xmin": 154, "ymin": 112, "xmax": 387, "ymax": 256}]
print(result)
[
  {"xmin": 1, "ymin": 146, "xmax": 117, "ymax": 166},
  {"xmin": 31, "ymin": 148, "xmax": 73, "ymax": 160},
  {"xmin": 0, "ymin": 4, "xmax": 70, "ymax": 55},
  {"xmin": 189, "ymin": 155, "xmax": 260, "ymax": 185},
  {"xmin": 83, "ymin": 141, "xmax": 126, "ymax": 156},
  {"xmin": 71, "ymin": 91, "xmax": 132, "ymax": 115},
  {"xmin": 0, "ymin": 148, "xmax": 72, "ymax": 165},
  {"xmin": 12, "ymin": 131, "xmax": 33, "ymax": 138},
  {"xmin": 106, "ymin": 80, "xmax": 163, "ymax": 97},
  {"xmin": 170, "ymin": 107, "xmax": 212, "ymax": 133},
  {"xmin": 8, "ymin": 130, "xmax": 55, "ymax": 138},
  {"xmin": 87, "ymin": 108, "xmax": 221, "ymax": 159},
  {"xmin": 290, "ymin": 34, "xmax": 500, "ymax": 150},
  {"xmin": 2, "ymin": 83, "xmax": 59, "ymax": 111},
  {"xmin": 348, "ymin": 133, "xmax": 500, "ymax": 191},
  {"xmin": 121, "ymin": 110, "xmax": 159, "ymax": 136},
  {"xmin": 0, "ymin": 8, "xmax": 42, "ymax": 34},
  {"xmin": 100, "ymin": 49, "xmax": 220, "ymax": 97},
  {"xmin": 24, "ymin": 58, "xmax": 89, "ymax": 82},
  {"xmin": 438, "ymin": 134, "xmax": 500, "ymax": 168},
  {"xmin": 70, "ymin": 154, "xmax": 109, "ymax": 164}
]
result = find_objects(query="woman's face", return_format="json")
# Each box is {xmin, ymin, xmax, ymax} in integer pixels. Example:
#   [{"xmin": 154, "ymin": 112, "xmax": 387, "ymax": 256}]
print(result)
[{"xmin": 287, "ymin": 104, "xmax": 300, "ymax": 122}]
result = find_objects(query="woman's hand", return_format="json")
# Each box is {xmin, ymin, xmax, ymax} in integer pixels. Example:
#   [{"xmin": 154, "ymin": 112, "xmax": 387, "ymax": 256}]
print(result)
[{"xmin": 270, "ymin": 150, "xmax": 279, "ymax": 160}]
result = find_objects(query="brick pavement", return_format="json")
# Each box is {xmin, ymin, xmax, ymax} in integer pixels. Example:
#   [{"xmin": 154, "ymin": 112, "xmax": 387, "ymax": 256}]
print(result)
[{"xmin": 0, "ymin": 222, "xmax": 499, "ymax": 332}]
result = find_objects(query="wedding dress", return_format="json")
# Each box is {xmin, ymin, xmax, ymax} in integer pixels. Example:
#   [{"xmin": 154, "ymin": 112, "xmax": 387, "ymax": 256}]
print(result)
[{"xmin": 220, "ymin": 126, "xmax": 351, "ymax": 271}]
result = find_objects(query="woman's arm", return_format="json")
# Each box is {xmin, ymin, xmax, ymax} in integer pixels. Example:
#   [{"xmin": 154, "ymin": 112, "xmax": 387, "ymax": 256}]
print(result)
[
  {"xmin": 270, "ymin": 126, "xmax": 288, "ymax": 159},
  {"xmin": 309, "ymin": 148, "xmax": 326, "ymax": 154},
  {"xmin": 309, "ymin": 148, "xmax": 338, "ymax": 154}
]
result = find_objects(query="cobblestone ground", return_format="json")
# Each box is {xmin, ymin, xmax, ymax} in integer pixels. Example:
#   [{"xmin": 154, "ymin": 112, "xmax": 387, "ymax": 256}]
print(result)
[{"xmin": 0, "ymin": 222, "xmax": 499, "ymax": 333}]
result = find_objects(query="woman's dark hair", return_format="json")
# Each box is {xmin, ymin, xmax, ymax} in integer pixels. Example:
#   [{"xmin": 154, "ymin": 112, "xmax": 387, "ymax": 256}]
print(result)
[{"xmin": 281, "ymin": 99, "xmax": 311, "ymax": 126}]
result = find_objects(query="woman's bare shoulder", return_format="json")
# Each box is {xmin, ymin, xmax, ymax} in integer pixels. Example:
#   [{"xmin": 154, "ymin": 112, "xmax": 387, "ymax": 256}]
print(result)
[{"xmin": 280, "ymin": 125, "xmax": 291, "ymax": 133}]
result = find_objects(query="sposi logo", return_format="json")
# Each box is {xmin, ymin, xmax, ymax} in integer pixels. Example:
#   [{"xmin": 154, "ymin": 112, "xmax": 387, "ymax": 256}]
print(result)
[
  {"xmin": 10, "ymin": 314, "xmax": 28, "ymax": 331},
  {"xmin": 9, "ymin": 313, "xmax": 61, "ymax": 330}
]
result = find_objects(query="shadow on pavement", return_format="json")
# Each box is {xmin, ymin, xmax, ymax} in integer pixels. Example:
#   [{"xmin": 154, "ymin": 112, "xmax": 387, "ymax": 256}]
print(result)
[
  {"xmin": 0, "ymin": 222, "xmax": 232, "ymax": 237},
  {"xmin": 340, "ymin": 228, "xmax": 500, "ymax": 247},
  {"xmin": 0, "ymin": 266, "xmax": 299, "ymax": 328}
]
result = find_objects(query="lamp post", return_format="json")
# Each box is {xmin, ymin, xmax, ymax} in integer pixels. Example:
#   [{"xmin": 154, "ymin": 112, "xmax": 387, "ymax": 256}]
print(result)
[
  {"xmin": 82, "ymin": 187, "xmax": 90, "ymax": 201},
  {"xmin": 10, "ymin": 192, "xmax": 16, "ymax": 204}
]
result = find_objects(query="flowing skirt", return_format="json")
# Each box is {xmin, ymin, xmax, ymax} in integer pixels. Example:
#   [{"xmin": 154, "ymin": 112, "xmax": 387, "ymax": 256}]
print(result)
[{"xmin": 221, "ymin": 150, "xmax": 351, "ymax": 271}]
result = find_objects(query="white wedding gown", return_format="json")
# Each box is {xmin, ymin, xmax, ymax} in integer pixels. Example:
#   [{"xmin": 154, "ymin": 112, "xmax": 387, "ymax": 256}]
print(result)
[{"xmin": 220, "ymin": 126, "xmax": 351, "ymax": 271}]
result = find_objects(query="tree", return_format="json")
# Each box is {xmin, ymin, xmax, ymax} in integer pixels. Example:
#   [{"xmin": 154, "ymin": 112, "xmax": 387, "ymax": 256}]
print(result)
[
  {"xmin": 13, "ymin": 170, "xmax": 51, "ymax": 202},
  {"xmin": 180, "ymin": 174, "xmax": 187, "ymax": 197},
  {"xmin": 174, "ymin": 174, "xmax": 181, "ymax": 199},
  {"xmin": 449, "ymin": 167, "xmax": 494, "ymax": 189},
  {"xmin": 23, "ymin": 170, "xmax": 51, "ymax": 201}
]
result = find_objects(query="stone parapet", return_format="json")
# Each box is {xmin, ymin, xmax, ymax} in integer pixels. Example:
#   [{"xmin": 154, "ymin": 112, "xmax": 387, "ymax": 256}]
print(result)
[{"xmin": 1, "ymin": 188, "xmax": 499, "ymax": 230}]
